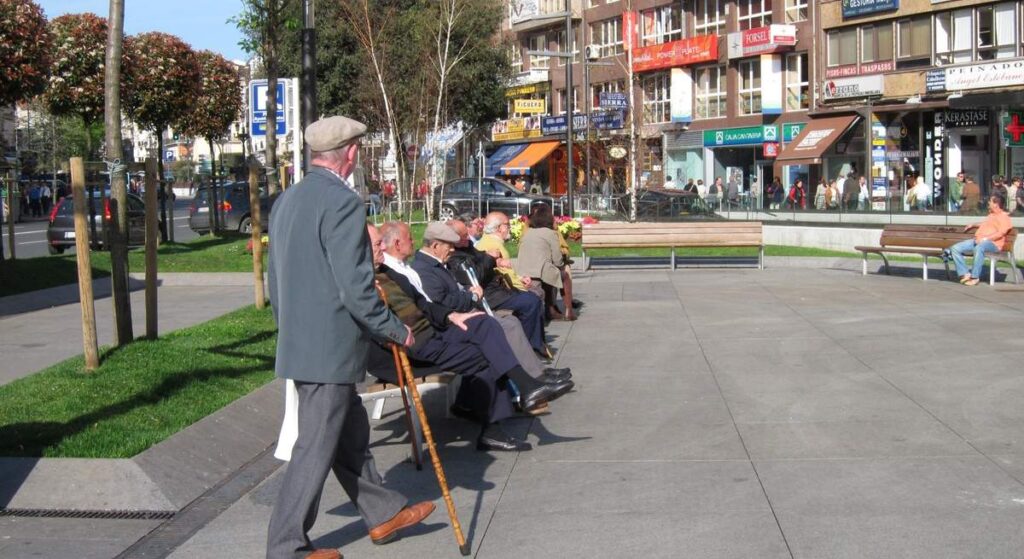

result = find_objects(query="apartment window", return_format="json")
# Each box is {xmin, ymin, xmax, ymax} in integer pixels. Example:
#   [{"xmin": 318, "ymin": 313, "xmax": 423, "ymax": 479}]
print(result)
[
  {"xmin": 738, "ymin": 0, "xmax": 772, "ymax": 31},
  {"xmin": 785, "ymin": 0, "xmax": 807, "ymax": 23},
  {"xmin": 897, "ymin": 16, "xmax": 930, "ymax": 68},
  {"xmin": 936, "ymin": 4, "xmax": 1018, "ymax": 64},
  {"xmin": 557, "ymin": 25, "xmax": 580, "ymax": 65},
  {"xmin": 558, "ymin": 88, "xmax": 580, "ymax": 115},
  {"xmin": 827, "ymin": 27, "xmax": 857, "ymax": 67},
  {"xmin": 640, "ymin": 4, "xmax": 684, "ymax": 46},
  {"xmin": 694, "ymin": 0, "xmax": 726, "ymax": 36},
  {"xmin": 510, "ymin": 44, "xmax": 523, "ymax": 75},
  {"xmin": 860, "ymin": 23, "xmax": 893, "ymax": 63},
  {"xmin": 591, "ymin": 17, "xmax": 624, "ymax": 57},
  {"xmin": 592, "ymin": 80, "xmax": 627, "ymax": 109},
  {"xmin": 642, "ymin": 73, "xmax": 670, "ymax": 124},
  {"xmin": 539, "ymin": 0, "xmax": 561, "ymax": 14},
  {"xmin": 738, "ymin": 60, "xmax": 761, "ymax": 115},
  {"xmin": 695, "ymin": 64, "xmax": 725, "ymax": 119},
  {"xmin": 785, "ymin": 53, "xmax": 808, "ymax": 111},
  {"xmin": 528, "ymin": 34, "xmax": 549, "ymax": 69}
]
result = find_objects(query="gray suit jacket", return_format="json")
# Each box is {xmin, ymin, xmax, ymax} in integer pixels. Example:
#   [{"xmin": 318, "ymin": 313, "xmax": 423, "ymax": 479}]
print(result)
[{"xmin": 268, "ymin": 167, "xmax": 406, "ymax": 384}]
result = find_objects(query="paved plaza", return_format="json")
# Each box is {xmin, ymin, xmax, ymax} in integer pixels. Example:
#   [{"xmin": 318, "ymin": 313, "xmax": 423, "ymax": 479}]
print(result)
[{"xmin": 3, "ymin": 260, "xmax": 1024, "ymax": 558}]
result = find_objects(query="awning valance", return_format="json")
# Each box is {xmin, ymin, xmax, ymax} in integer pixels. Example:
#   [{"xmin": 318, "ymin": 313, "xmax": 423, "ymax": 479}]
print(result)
[
  {"xmin": 501, "ymin": 141, "xmax": 560, "ymax": 175},
  {"xmin": 485, "ymin": 144, "xmax": 528, "ymax": 177},
  {"xmin": 776, "ymin": 115, "xmax": 861, "ymax": 166}
]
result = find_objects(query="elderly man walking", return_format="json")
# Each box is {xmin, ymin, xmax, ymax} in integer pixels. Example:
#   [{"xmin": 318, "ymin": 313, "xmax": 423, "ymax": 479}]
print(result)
[{"xmin": 266, "ymin": 116, "xmax": 434, "ymax": 559}]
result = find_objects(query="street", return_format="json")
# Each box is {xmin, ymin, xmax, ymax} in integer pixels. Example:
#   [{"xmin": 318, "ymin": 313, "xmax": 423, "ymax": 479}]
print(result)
[{"xmin": 1, "ymin": 198, "xmax": 198, "ymax": 259}]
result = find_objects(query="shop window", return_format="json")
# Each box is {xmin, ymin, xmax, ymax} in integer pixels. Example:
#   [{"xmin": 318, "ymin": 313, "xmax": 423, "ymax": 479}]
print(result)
[
  {"xmin": 592, "ymin": 80, "xmax": 627, "ymax": 110},
  {"xmin": 591, "ymin": 18, "xmax": 624, "ymax": 58},
  {"xmin": 529, "ymin": 34, "xmax": 549, "ymax": 69},
  {"xmin": 738, "ymin": 0, "xmax": 772, "ymax": 31},
  {"xmin": 738, "ymin": 60, "xmax": 762, "ymax": 115},
  {"xmin": 860, "ymin": 23, "xmax": 893, "ymax": 64},
  {"xmin": 896, "ymin": 16, "xmax": 930, "ymax": 69},
  {"xmin": 640, "ymin": 4, "xmax": 684, "ymax": 46},
  {"xmin": 785, "ymin": 53, "xmax": 808, "ymax": 111},
  {"xmin": 695, "ymin": 64, "xmax": 725, "ymax": 119},
  {"xmin": 642, "ymin": 72, "xmax": 671, "ymax": 124},
  {"xmin": 556, "ymin": 24, "xmax": 580, "ymax": 66},
  {"xmin": 785, "ymin": 0, "xmax": 807, "ymax": 23},
  {"xmin": 693, "ymin": 0, "xmax": 726, "ymax": 36},
  {"xmin": 827, "ymin": 27, "xmax": 857, "ymax": 67}
]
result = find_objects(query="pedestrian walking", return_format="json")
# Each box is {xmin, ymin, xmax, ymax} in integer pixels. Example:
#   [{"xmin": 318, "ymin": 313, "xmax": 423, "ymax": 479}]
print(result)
[{"xmin": 266, "ymin": 115, "xmax": 435, "ymax": 559}]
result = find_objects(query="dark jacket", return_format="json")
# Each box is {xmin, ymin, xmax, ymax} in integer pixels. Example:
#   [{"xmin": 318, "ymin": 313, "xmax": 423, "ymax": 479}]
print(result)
[
  {"xmin": 447, "ymin": 245, "xmax": 516, "ymax": 308},
  {"xmin": 268, "ymin": 167, "xmax": 407, "ymax": 384},
  {"xmin": 411, "ymin": 251, "xmax": 480, "ymax": 313}
]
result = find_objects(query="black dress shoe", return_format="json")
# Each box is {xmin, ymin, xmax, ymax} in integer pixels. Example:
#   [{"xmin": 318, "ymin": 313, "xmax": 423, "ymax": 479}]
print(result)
[
  {"xmin": 541, "ymin": 367, "xmax": 572, "ymax": 383},
  {"xmin": 572, "ymin": 299, "xmax": 583, "ymax": 309},
  {"xmin": 449, "ymin": 404, "xmax": 476, "ymax": 421},
  {"xmin": 477, "ymin": 426, "xmax": 532, "ymax": 452},
  {"xmin": 521, "ymin": 380, "xmax": 574, "ymax": 412}
]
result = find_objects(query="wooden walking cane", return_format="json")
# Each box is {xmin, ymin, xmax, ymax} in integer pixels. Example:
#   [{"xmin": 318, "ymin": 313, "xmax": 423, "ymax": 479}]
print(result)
[
  {"xmin": 390, "ymin": 336, "xmax": 424, "ymax": 471},
  {"xmin": 375, "ymin": 282, "xmax": 471, "ymax": 556}
]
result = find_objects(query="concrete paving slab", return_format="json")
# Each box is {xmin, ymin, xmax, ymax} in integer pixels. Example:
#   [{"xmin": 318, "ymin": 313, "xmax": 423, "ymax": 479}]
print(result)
[
  {"xmin": 698, "ymin": 336, "xmax": 869, "ymax": 375},
  {"xmin": 0, "ymin": 458, "xmax": 174, "ymax": 511},
  {"xmin": 0, "ymin": 517, "xmax": 160, "ymax": 559},
  {"xmin": 756, "ymin": 457, "xmax": 1024, "ymax": 559}
]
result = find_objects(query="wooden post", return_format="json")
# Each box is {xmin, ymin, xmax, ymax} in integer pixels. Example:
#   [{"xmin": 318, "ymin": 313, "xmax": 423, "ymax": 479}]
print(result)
[
  {"xmin": 248, "ymin": 163, "xmax": 266, "ymax": 309},
  {"xmin": 144, "ymin": 158, "xmax": 159, "ymax": 339},
  {"xmin": 71, "ymin": 158, "xmax": 100, "ymax": 371}
]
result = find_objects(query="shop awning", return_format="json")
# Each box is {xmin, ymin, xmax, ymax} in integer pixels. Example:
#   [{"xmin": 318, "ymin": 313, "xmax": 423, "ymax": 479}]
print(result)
[
  {"xmin": 501, "ymin": 141, "xmax": 560, "ymax": 175},
  {"xmin": 485, "ymin": 143, "xmax": 529, "ymax": 177},
  {"xmin": 776, "ymin": 115, "xmax": 861, "ymax": 166}
]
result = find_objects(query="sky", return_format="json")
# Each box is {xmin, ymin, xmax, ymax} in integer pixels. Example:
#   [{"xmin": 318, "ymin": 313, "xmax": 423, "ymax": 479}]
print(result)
[{"xmin": 37, "ymin": 0, "xmax": 248, "ymax": 62}]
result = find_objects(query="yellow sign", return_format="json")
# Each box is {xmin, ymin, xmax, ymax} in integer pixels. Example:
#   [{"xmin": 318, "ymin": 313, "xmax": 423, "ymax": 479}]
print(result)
[
  {"xmin": 514, "ymin": 99, "xmax": 546, "ymax": 114},
  {"xmin": 491, "ymin": 117, "xmax": 543, "ymax": 142},
  {"xmin": 505, "ymin": 82, "xmax": 551, "ymax": 98}
]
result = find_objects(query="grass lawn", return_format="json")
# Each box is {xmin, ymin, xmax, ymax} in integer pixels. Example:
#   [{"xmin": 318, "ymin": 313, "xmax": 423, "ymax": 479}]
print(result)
[
  {"xmin": 0, "ymin": 234, "xmax": 257, "ymax": 297},
  {"xmin": 0, "ymin": 305, "xmax": 276, "ymax": 458}
]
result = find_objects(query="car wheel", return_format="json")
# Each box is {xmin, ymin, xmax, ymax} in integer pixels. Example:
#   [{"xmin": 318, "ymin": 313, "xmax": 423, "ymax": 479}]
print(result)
[
  {"xmin": 438, "ymin": 205, "xmax": 457, "ymax": 221},
  {"xmin": 239, "ymin": 216, "xmax": 252, "ymax": 234},
  {"xmin": 48, "ymin": 244, "xmax": 65, "ymax": 255}
]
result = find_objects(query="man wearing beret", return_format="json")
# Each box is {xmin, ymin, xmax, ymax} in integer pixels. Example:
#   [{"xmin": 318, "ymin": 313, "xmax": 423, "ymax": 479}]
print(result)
[{"xmin": 266, "ymin": 116, "xmax": 434, "ymax": 559}]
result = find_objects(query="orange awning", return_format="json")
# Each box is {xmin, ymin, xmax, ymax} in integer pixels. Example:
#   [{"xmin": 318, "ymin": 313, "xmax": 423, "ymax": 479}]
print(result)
[
  {"xmin": 776, "ymin": 115, "xmax": 860, "ymax": 166},
  {"xmin": 501, "ymin": 141, "xmax": 561, "ymax": 175}
]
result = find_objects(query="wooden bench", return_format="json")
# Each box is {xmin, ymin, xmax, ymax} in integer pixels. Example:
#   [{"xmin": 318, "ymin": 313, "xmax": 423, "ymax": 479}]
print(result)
[
  {"xmin": 360, "ymin": 372, "xmax": 460, "ymax": 465},
  {"xmin": 854, "ymin": 224, "xmax": 1020, "ymax": 284},
  {"xmin": 581, "ymin": 221, "xmax": 764, "ymax": 270}
]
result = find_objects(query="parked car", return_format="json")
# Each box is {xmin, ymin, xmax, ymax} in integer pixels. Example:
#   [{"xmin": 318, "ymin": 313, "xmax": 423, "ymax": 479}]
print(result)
[
  {"xmin": 188, "ymin": 182, "xmax": 275, "ymax": 234},
  {"xmin": 433, "ymin": 177, "xmax": 565, "ymax": 220},
  {"xmin": 46, "ymin": 191, "xmax": 164, "ymax": 254}
]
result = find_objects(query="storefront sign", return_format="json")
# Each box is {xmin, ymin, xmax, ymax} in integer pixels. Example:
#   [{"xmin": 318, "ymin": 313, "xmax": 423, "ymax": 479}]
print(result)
[
  {"xmin": 943, "ymin": 109, "xmax": 988, "ymax": 128},
  {"xmin": 509, "ymin": 0, "xmax": 539, "ymax": 25},
  {"xmin": 842, "ymin": 0, "xmax": 899, "ymax": 18},
  {"xmin": 926, "ymin": 112, "xmax": 945, "ymax": 202},
  {"xmin": 505, "ymin": 82, "xmax": 550, "ymax": 98},
  {"xmin": 514, "ymin": 99, "xmax": 546, "ymax": 114},
  {"xmin": 541, "ymin": 111, "xmax": 625, "ymax": 135},
  {"xmin": 761, "ymin": 54, "xmax": 783, "ymax": 115},
  {"xmin": 632, "ymin": 35, "xmax": 718, "ymax": 73},
  {"xmin": 670, "ymin": 68, "xmax": 692, "ymax": 123},
  {"xmin": 1003, "ymin": 112, "xmax": 1024, "ymax": 147},
  {"xmin": 821, "ymin": 75, "xmax": 883, "ymax": 101},
  {"xmin": 763, "ymin": 142, "xmax": 779, "ymax": 157},
  {"xmin": 927, "ymin": 60, "xmax": 1024, "ymax": 92},
  {"xmin": 608, "ymin": 145, "xmax": 628, "ymax": 160},
  {"xmin": 825, "ymin": 61, "xmax": 894, "ymax": 78},
  {"xmin": 703, "ymin": 125, "xmax": 777, "ymax": 147},
  {"xmin": 492, "ymin": 116, "xmax": 542, "ymax": 142},
  {"xmin": 727, "ymin": 25, "xmax": 797, "ymax": 59},
  {"xmin": 782, "ymin": 123, "xmax": 805, "ymax": 143},
  {"xmin": 599, "ymin": 92, "xmax": 628, "ymax": 110}
]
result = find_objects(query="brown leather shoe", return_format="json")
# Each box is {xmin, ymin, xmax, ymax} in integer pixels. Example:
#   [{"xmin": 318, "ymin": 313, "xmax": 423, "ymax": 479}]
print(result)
[
  {"xmin": 369, "ymin": 501, "xmax": 436, "ymax": 545},
  {"xmin": 304, "ymin": 550, "xmax": 341, "ymax": 559}
]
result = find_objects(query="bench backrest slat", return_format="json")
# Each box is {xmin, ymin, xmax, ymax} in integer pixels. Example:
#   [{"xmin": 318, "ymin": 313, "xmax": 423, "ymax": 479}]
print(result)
[
  {"xmin": 582, "ymin": 221, "xmax": 763, "ymax": 248},
  {"xmin": 877, "ymin": 224, "xmax": 1018, "ymax": 251}
]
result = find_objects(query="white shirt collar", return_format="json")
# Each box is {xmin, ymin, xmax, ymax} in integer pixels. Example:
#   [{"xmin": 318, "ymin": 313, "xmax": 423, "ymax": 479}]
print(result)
[{"xmin": 383, "ymin": 252, "xmax": 432, "ymax": 302}]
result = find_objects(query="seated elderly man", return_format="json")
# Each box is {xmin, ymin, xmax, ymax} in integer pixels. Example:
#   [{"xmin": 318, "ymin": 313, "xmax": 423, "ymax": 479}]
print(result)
[
  {"xmin": 381, "ymin": 221, "xmax": 570, "ymax": 386},
  {"xmin": 475, "ymin": 211, "xmax": 532, "ymax": 292},
  {"xmin": 368, "ymin": 225, "xmax": 571, "ymax": 452},
  {"xmin": 949, "ymin": 194, "xmax": 1013, "ymax": 286},
  {"xmin": 445, "ymin": 218, "xmax": 547, "ymax": 357}
]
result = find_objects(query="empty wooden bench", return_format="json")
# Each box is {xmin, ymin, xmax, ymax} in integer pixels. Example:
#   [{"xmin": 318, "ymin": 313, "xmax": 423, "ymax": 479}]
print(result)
[
  {"xmin": 854, "ymin": 224, "xmax": 1020, "ymax": 284},
  {"xmin": 581, "ymin": 221, "xmax": 764, "ymax": 270}
]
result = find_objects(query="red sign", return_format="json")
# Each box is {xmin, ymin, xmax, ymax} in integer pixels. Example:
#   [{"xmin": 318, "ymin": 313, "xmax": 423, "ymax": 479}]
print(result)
[
  {"xmin": 622, "ymin": 12, "xmax": 636, "ymax": 51},
  {"xmin": 763, "ymin": 142, "xmax": 779, "ymax": 158},
  {"xmin": 632, "ymin": 35, "xmax": 718, "ymax": 72}
]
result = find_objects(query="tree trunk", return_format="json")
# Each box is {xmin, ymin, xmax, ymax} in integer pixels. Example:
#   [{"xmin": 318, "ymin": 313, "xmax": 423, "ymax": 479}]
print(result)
[
  {"xmin": 265, "ymin": 50, "xmax": 280, "ymax": 195},
  {"xmin": 207, "ymin": 136, "xmax": 218, "ymax": 235},
  {"xmin": 248, "ymin": 162, "xmax": 265, "ymax": 309},
  {"xmin": 157, "ymin": 132, "xmax": 168, "ymax": 242},
  {"xmin": 105, "ymin": 0, "xmax": 133, "ymax": 346}
]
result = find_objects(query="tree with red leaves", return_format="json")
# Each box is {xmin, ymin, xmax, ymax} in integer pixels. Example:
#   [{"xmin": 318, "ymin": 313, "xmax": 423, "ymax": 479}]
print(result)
[
  {"xmin": 0, "ymin": 0, "xmax": 50, "ymax": 107},
  {"xmin": 42, "ymin": 12, "xmax": 108, "ymax": 157}
]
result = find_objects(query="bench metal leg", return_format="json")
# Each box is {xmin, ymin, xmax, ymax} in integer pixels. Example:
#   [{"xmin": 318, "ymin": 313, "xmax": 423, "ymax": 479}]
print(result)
[
  {"xmin": 371, "ymin": 397, "xmax": 387, "ymax": 420},
  {"xmin": 759, "ymin": 245, "xmax": 764, "ymax": 270},
  {"xmin": 880, "ymin": 253, "xmax": 891, "ymax": 275},
  {"xmin": 944, "ymin": 259, "xmax": 954, "ymax": 281},
  {"xmin": 922, "ymin": 256, "xmax": 929, "ymax": 281},
  {"xmin": 670, "ymin": 247, "xmax": 676, "ymax": 270},
  {"xmin": 862, "ymin": 252, "xmax": 868, "ymax": 275},
  {"xmin": 404, "ymin": 386, "xmax": 426, "ymax": 464},
  {"xmin": 990, "ymin": 256, "xmax": 996, "ymax": 286}
]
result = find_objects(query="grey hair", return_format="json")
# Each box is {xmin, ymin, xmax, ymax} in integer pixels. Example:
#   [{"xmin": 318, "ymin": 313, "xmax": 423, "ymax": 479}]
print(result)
[
  {"xmin": 483, "ymin": 214, "xmax": 505, "ymax": 234},
  {"xmin": 379, "ymin": 221, "xmax": 408, "ymax": 245}
]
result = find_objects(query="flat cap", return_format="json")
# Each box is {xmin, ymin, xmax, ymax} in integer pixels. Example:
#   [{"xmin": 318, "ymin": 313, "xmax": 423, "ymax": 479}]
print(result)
[
  {"xmin": 423, "ymin": 221, "xmax": 460, "ymax": 244},
  {"xmin": 305, "ymin": 116, "xmax": 367, "ymax": 152}
]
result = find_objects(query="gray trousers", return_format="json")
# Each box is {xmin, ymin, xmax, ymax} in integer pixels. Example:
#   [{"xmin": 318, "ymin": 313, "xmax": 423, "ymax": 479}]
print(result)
[
  {"xmin": 266, "ymin": 382, "xmax": 407, "ymax": 559},
  {"xmin": 495, "ymin": 313, "xmax": 546, "ymax": 378}
]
